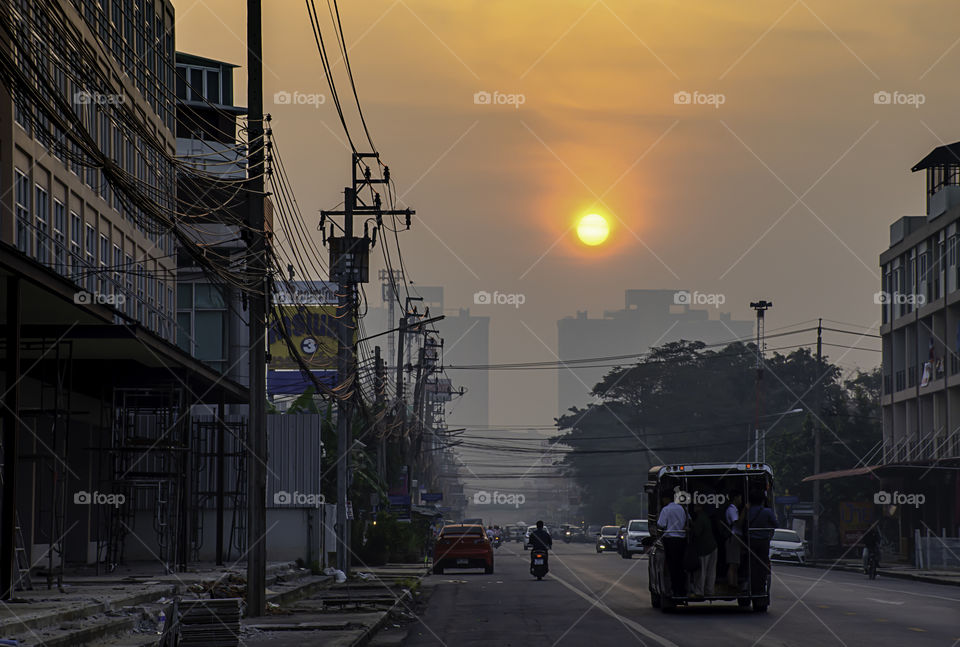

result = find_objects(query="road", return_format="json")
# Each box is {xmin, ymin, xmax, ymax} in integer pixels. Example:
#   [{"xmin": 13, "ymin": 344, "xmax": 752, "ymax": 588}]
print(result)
[{"xmin": 404, "ymin": 542, "xmax": 960, "ymax": 647}]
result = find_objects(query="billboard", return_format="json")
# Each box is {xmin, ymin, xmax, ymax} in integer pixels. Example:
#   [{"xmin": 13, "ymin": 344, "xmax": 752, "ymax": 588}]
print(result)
[{"xmin": 268, "ymin": 304, "xmax": 341, "ymax": 370}]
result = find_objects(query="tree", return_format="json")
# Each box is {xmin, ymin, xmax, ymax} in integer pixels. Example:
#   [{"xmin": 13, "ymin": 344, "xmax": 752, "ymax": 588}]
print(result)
[{"xmin": 553, "ymin": 341, "xmax": 881, "ymax": 522}]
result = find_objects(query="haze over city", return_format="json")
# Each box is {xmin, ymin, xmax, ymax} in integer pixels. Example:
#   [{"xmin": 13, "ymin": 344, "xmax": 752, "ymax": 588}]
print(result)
[
  {"xmin": 2, "ymin": 1, "xmax": 959, "ymax": 643},
  {"xmin": 174, "ymin": 0, "xmax": 955, "ymax": 426}
]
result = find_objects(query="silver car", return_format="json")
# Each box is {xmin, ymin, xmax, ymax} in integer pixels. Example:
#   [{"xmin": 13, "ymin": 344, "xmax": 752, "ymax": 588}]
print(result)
[
  {"xmin": 621, "ymin": 519, "xmax": 650, "ymax": 558},
  {"xmin": 769, "ymin": 529, "xmax": 806, "ymax": 564}
]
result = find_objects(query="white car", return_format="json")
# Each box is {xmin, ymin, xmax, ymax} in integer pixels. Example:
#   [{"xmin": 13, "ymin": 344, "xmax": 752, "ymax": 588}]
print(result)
[
  {"xmin": 523, "ymin": 525, "xmax": 550, "ymax": 550},
  {"xmin": 621, "ymin": 519, "xmax": 650, "ymax": 558},
  {"xmin": 769, "ymin": 529, "xmax": 806, "ymax": 564}
]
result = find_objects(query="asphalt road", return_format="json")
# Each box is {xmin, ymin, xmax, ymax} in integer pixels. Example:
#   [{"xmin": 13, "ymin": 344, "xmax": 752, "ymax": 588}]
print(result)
[{"xmin": 404, "ymin": 541, "xmax": 960, "ymax": 647}]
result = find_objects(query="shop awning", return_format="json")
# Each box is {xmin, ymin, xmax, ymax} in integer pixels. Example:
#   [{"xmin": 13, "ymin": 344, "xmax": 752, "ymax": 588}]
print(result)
[{"xmin": 802, "ymin": 465, "xmax": 880, "ymax": 482}]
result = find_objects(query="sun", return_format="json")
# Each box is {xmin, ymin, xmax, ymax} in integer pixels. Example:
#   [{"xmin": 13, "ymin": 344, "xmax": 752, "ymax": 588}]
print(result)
[{"xmin": 576, "ymin": 213, "xmax": 609, "ymax": 246}]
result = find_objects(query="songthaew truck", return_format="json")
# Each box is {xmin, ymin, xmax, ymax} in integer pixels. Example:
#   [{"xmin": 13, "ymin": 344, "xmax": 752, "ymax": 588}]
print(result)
[{"xmin": 643, "ymin": 463, "xmax": 776, "ymax": 613}]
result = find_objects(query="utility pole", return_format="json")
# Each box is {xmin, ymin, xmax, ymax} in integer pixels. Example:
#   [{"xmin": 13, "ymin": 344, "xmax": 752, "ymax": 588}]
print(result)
[
  {"xmin": 245, "ymin": 0, "xmax": 268, "ymax": 618},
  {"xmin": 374, "ymin": 346, "xmax": 386, "ymax": 482},
  {"xmin": 380, "ymin": 270, "xmax": 401, "ymax": 365},
  {"xmin": 749, "ymin": 300, "xmax": 773, "ymax": 464},
  {"xmin": 812, "ymin": 318, "xmax": 823, "ymax": 561},
  {"xmin": 321, "ymin": 154, "xmax": 414, "ymax": 575},
  {"xmin": 333, "ymin": 187, "xmax": 354, "ymax": 575}
]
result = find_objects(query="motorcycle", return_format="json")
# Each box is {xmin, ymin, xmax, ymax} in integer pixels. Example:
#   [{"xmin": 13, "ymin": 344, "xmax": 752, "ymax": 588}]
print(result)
[
  {"xmin": 530, "ymin": 549, "xmax": 549, "ymax": 580},
  {"xmin": 493, "ymin": 534, "xmax": 502, "ymax": 548}
]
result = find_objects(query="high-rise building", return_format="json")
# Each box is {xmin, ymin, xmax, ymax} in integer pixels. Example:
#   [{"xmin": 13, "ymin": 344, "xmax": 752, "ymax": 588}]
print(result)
[{"xmin": 557, "ymin": 289, "xmax": 753, "ymax": 414}]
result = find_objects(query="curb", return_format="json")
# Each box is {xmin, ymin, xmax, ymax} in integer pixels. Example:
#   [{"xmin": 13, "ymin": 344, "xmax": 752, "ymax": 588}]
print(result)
[
  {"xmin": 0, "ymin": 584, "xmax": 177, "ymax": 636},
  {"xmin": 804, "ymin": 562, "xmax": 960, "ymax": 587},
  {"xmin": 349, "ymin": 568, "xmax": 428, "ymax": 647},
  {"xmin": 266, "ymin": 575, "xmax": 335, "ymax": 607}
]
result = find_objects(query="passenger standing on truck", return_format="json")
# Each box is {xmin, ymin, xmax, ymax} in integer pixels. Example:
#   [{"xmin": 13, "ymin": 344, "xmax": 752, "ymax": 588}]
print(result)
[
  {"xmin": 688, "ymin": 502, "xmax": 717, "ymax": 599},
  {"xmin": 657, "ymin": 492, "xmax": 690, "ymax": 597},
  {"xmin": 744, "ymin": 489, "xmax": 778, "ymax": 595},
  {"xmin": 724, "ymin": 491, "xmax": 744, "ymax": 593}
]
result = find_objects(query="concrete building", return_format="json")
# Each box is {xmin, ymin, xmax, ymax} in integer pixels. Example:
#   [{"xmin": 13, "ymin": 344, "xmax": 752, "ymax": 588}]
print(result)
[
  {"xmin": 0, "ymin": 0, "xmax": 250, "ymax": 589},
  {"xmin": 174, "ymin": 52, "xmax": 250, "ymax": 394},
  {"xmin": 877, "ymin": 142, "xmax": 960, "ymax": 558},
  {"xmin": 557, "ymin": 289, "xmax": 753, "ymax": 414},
  {"xmin": 173, "ymin": 53, "xmax": 334, "ymax": 565}
]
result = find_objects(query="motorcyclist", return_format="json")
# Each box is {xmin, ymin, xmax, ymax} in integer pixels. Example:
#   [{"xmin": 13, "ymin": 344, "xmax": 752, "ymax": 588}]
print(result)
[{"xmin": 528, "ymin": 520, "xmax": 553, "ymax": 565}]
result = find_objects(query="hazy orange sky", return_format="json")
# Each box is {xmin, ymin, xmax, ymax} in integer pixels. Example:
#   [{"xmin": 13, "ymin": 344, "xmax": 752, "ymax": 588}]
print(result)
[{"xmin": 176, "ymin": 0, "xmax": 960, "ymax": 428}]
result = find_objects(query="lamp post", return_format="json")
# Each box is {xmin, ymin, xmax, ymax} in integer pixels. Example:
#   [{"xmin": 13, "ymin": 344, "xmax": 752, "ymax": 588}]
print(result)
[{"xmin": 750, "ymin": 408, "xmax": 804, "ymax": 462}]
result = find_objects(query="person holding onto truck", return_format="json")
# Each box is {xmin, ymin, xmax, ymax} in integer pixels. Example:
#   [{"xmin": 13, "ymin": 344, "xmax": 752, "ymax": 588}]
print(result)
[
  {"xmin": 743, "ymin": 489, "xmax": 778, "ymax": 596},
  {"xmin": 724, "ymin": 491, "xmax": 744, "ymax": 593},
  {"xmin": 657, "ymin": 492, "xmax": 690, "ymax": 598},
  {"xmin": 688, "ymin": 501, "xmax": 718, "ymax": 599}
]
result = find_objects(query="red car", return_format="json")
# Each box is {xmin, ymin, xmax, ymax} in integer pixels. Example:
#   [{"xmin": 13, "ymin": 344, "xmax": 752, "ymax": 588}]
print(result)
[{"xmin": 433, "ymin": 524, "xmax": 494, "ymax": 574}]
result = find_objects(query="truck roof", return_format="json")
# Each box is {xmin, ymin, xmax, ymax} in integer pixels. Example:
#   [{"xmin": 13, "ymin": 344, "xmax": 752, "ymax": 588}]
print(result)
[{"xmin": 647, "ymin": 462, "xmax": 773, "ymax": 479}]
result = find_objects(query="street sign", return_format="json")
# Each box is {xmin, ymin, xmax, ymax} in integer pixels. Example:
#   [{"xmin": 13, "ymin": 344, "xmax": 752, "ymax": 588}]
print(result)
[
  {"xmin": 421, "ymin": 492, "xmax": 443, "ymax": 502},
  {"xmin": 776, "ymin": 495, "xmax": 800, "ymax": 505},
  {"xmin": 345, "ymin": 501, "xmax": 354, "ymax": 520},
  {"xmin": 790, "ymin": 502, "xmax": 814, "ymax": 516}
]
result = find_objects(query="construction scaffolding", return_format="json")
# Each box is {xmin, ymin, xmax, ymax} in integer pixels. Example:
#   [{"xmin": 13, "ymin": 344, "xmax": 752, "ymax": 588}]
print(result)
[
  {"xmin": 189, "ymin": 416, "xmax": 247, "ymax": 563},
  {"xmin": 106, "ymin": 387, "xmax": 188, "ymax": 574},
  {"xmin": 5, "ymin": 338, "xmax": 74, "ymax": 592}
]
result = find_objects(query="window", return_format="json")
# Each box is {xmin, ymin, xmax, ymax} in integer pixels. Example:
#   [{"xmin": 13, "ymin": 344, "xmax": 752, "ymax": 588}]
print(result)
[
  {"xmin": 85, "ymin": 224, "xmax": 96, "ymax": 293},
  {"xmin": 111, "ymin": 0, "xmax": 122, "ymax": 60},
  {"xmin": 147, "ymin": 270, "xmax": 155, "ymax": 330},
  {"xmin": 113, "ymin": 244, "xmax": 122, "ymax": 296},
  {"xmin": 205, "ymin": 69, "xmax": 220, "ymax": 103},
  {"xmin": 175, "ymin": 66, "xmax": 186, "ymax": 101},
  {"xmin": 35, "ymin": 184, "xmax": 49, "ymax": 265},
  {"xmin": 157, "ymin": 279, "xmax": 165, "ymax": 337},
  {"xmin": 99, "ymin": 233, "xmax": 109, "ymax": 294},
  {"xmin": 69, "ymin": 212, "xmax": 82, "ymax": 280},
  {"xmin": 99, "ymin": 112, "xmax": 110, "ymax": 201},
  {"xmin": 125, "ymin": 253, "xmax": 134, "ymax": 317},
  {"xmin": 112, "ymin": 126, "xmax": 123, "ymax": 210},
  {"xmin": 53, "ymin": 199, "xmax": 66, "ymax": 274},
  {"xmin": 14, "ymin": 169, "xmax": 30, "ymax": 254},
  {"xmin": 136, "ymin": 262, "xmax": 144, "ymax": 323},
  {"xmin": 177, "ymin": 283, "xmax": 227, "ymax": 371}
]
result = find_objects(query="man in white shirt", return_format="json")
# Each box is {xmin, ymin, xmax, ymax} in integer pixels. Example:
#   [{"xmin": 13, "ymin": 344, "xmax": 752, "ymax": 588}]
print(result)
[{"xmin": 657, "ymin": 492, "xmax": 690, "ymax": 597}]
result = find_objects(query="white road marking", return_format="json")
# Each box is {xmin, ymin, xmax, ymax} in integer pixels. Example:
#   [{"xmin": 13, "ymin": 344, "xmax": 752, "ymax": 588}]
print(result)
[
  {"xmin": 775, "ymin": 571, "xmax": 960, "ymax": 603},
  {"xmin": 866, "ymin": 598, "xmax": 904, "ymax": 605},
  {"xmin": 547, "ymin": 567, "xmax": 680, "ymax": 647}
]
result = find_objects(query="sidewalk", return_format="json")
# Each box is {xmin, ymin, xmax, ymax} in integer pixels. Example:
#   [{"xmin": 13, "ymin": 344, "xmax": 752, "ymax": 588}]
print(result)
[
  {"xmin": 241, "ymin": 563, "xmax": 429, "ymax": 647},
  {"xmin": 804, "ymin": 559, "xmax": 960, "ymax": 586},
  {"xmin": 0, "ymin": 561, "xmax": 330, "ymax": 646}
]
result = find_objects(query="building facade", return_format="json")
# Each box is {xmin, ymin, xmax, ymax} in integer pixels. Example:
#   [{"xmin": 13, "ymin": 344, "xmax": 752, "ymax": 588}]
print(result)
[
  {"xmin": 878, "ymin": 143, "xmax": 960, "ymax": 555},
  {"xmin": 2, "ymin": 0, "xmax": 178, "ymax": 338},
  {"xmin": 0, "ymin": 0, "xmax": 250, "ymax": 587},
  {"xmin": 880, "ymin": 143, "xmax": 960, "ymax": 466}
]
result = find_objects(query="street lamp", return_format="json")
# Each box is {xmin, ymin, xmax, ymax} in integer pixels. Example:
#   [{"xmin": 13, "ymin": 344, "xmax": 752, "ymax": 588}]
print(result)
[{"xmin": 754, "ymin": 408, "xmax": 804, "ymax": 462}]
